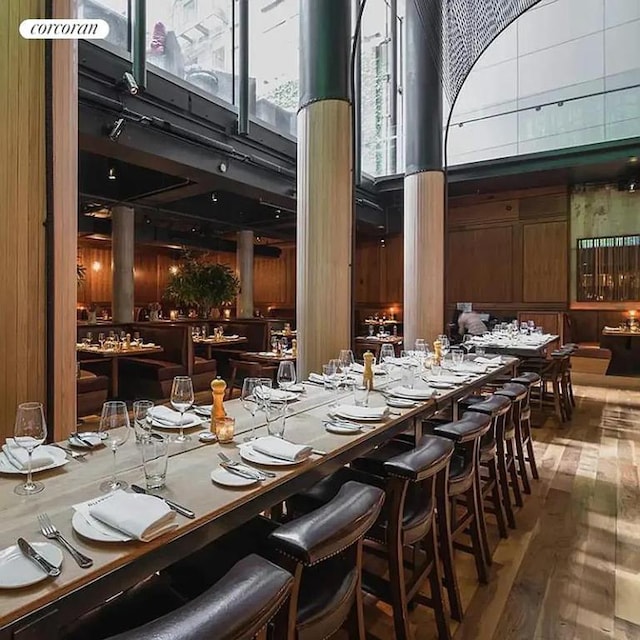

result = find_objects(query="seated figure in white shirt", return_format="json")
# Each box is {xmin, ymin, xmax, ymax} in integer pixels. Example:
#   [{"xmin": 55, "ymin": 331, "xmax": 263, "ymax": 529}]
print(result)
[{"xmin": 458, "ymin": 311, "xmax": 488, "ymax": 336}]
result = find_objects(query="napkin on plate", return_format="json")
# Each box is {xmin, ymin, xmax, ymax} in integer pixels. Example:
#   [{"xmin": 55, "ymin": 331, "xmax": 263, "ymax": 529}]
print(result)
[
  {"xmin": 149, "ymin": 406, "xmax": 187, "ymax": 425},
  {"xmin": 334, "ymin": 404, "xmax": 388, "ymax": 420},
  {"xmin": 2, "ymin": 439, "xmax": 53, "ymax": 470},
  {"xmin": 426, "ymin": 374, "xmax": 466, "ymax": 385},
  {"xmin": 350, "ymin": 362, "xmax": 386, "ymax": 375},
  {"xmin": 251, "ymin": 436, "xmax": 312, "ymax": 462},
  {"xmin": 308, "ymin": 373, "xmax": 325, "ymax": 384},
  {"xmin": 225, "ymin": 334, "xmax": 240, "ymax": 339},
  {"xmin": 141, "ymin": 342, "xmax": 156, "ymax": 348},
  {"xmin": 389, "ymin": 386, "xmax": 433, "ymax": 400},
  {"xmin": 474, "ymin": 356, "xmax": 502, "ymax": 365},
  {"xmin": 258, "ymin": 387, "xmax": 294, "ymax": 401},
  {"xmin": 77, "ymin": 490, "xmax": 177, "ymax": 542}
]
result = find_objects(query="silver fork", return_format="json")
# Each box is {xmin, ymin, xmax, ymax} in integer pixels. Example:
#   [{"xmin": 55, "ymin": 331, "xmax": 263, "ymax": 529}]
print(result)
[
  {"xmin": 50, "ymin": 444, "xmax": 88, "ymax": 462},
  {"xmin": 218, "ymin": 452, "xmax": 276, "ymax": 478},
  {"xmin": 37, "ymin": 513, "xmax": 93, "ymax": 568}
]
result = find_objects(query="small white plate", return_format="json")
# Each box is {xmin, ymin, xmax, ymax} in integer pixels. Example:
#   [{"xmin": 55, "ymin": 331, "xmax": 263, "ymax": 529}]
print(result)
[
  {"xmin": 0, "ymin": 542, "xmax": 63, "ymax": 589},
  {"xmin": 386, "ymin": 398, "xmax": 417, "ymax": 408},
  {"xmin": 239, "ymin": 445, "xmax": 302, "ymax": 467},
  {"xmin": 211, "ymin": 467, "xmax": 259, "ymax": 487},
  {"xmin": 325, "ymin": 422, "xmax": 362, "ymax": 435},
  {"xmin": 287, "ymin": 384, "xmax": 304, "ymax": 393},
  {"xmin": 429, "ymin": 382, "xmax": 456, "ymax": 390},
  {"xmin": 68, "ymin": 432, "xmax": 104, "ymax": 448},
  {"xmin": 71, "ymin": 511, "xmax": 132, "ymax": 543},
  {"xmin": 150, "ymin": 416, "xmax": 202, "ymax": 430},
  {"xmin": 0, "ymin": 446, "xmax": 68, "ymax": 475}
]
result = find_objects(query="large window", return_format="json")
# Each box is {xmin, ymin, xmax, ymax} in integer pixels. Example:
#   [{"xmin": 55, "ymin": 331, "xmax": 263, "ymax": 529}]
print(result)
[
  {"xmin": 248, "ymin": 0, "xmax": 299, "ymax": 137},
  {"xmin": 79, "ymin": 0, "xmax": 129, "ymax": 52}
]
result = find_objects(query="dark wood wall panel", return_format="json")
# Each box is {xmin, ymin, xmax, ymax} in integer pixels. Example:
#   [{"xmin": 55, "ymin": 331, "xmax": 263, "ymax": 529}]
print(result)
[
  {"xmin": 355, "ymin": 235, "xmax": 403, "ymax": 305},
  {"xmin": 523, "ymin": 221, "xmax": 568, "ymax": 303},
  {"xmin": 447, "ymin": 227, "xmax": 514, "ymax": 303}
]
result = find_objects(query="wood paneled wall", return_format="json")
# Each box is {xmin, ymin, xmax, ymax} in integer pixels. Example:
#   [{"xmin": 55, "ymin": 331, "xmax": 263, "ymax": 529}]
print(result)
[
  {"xmin": 0, "ymin": 0, "xmax": 47, "ymax": 441},
  {"xmin": 355, "ymin": 234, "xmax": 403, "ymax": 305},
  {"xmin": 77, "ymin": 242, "xmax": 296, "ymax": 308}
]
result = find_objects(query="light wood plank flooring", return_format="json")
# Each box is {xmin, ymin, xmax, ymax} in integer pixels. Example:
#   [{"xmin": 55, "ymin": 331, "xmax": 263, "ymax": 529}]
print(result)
[{"xmin": 358, "ymin": 383, "xmax": 640, "ymax": 640}]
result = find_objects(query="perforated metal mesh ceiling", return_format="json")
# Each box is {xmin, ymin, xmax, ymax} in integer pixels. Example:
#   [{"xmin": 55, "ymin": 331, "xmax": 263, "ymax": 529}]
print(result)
[{"xmin": 412, "ymin": 0, "xmax": 541, "ymax": 104}]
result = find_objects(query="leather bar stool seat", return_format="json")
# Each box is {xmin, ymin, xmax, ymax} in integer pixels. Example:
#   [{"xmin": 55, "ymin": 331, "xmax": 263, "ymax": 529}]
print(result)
[
  {"xmin": 68, "ymin": 554, "xmax": 293, "ymax": 640},
  {"xmin": 269, "ymin": 481, "xmax": 385, "ymax": 640}
]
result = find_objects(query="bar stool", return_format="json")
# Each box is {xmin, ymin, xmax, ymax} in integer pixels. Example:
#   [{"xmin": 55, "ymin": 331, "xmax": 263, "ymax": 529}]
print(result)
[
  {"xmin": 495, "ymin": 382, "xmax": 530, "ymax": 496},
  {"xmin": 432, "ymin": 414, "xmax": 492, "ymax": 621},
  {"xmin": 510, "ymin": 372, "xmax": 541, "ymax": 484},
  {"xmin": 464, "ymin": 394, "xmax": 518, "ymax": 530},
  {"xmin": 67, "ymin": 554, "xmax": 294, "ymax": 640},
  {"xmin": 269, "ymin": 481, "xmax": 385, "ymax": 640}
]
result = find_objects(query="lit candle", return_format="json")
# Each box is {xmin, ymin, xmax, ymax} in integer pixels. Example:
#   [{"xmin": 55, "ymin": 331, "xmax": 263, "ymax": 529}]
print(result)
[
  {"xmin": 169, "ymin": 310, "xmax": 178, "ymax": 320},
  {"xmin": 214, "ymin": 416, "xmax": 235, "ymax": 443},
  {"xmin": 223, "ymin": 308, "xmax": 231, "ymax": 319}
]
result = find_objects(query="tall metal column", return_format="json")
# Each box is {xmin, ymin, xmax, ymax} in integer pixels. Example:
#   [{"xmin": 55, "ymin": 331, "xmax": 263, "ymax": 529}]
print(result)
[
  {"xmin": 112, "ymin": 206, "xmax": 135, "ymax": 323},
  {"xmin": 297, "ymin": 0, "xmax": 352, "ymax": 378},
  {"xmin": 403, "ymin": 0, "xmax": 444, "ymax": 349},
  {"xmin": 236, "ymin": 230, "xmax": 254, "ymax": 318}
]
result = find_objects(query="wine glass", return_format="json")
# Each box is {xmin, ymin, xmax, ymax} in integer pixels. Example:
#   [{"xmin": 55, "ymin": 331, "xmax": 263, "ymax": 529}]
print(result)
[
  {"xmin": 241, "ymin": 377, "xmax": 261, "ymax": 441},
  {"xmin": 338, "ymin": 349, "xmax": 355, "ymax": 378},
  {"xmin": 133, "ymin": 399, "xmax": 154, "ymax": 442},
  {"xmin": 98, "ymin": 332, "xmax": 105, "ymax": 348},
  {"xmin": 171, "ymin": 376, "xmax": 194, "ymax": 443},
  {"xmin": 379, "ymin": 343, "xmax": 396, "ymax": 375},
  {"xmin": 98, "ymin": 401, "xmax": 132, "ymax": 492},
  {"xmin": 461, "ymin": 334, "xmax": 473, "ymax": 354},
  {"xmin": 277, "ymin": 361, "xmax": 297, "ymax": 429},
  {"xmin": 13, "ymin": 402, "xmax": 47, "ymax": 496}
]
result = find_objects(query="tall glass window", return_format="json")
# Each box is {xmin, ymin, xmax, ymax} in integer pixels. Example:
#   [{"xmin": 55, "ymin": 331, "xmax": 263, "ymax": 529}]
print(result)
[
  {"xmin": 146, "ymin": 0, "xmax": 237, "ymax": 105},
  {"xmin": 78, "ymin": 0, "xmax": 129, "ymax": 52},
  {"xmin": 248, "ymin": 0, "xmax": 299, "ymax": 137}
]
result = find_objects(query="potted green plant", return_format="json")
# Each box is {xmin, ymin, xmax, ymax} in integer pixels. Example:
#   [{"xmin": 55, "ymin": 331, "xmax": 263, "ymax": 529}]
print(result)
[{"xmin": 165, "ymin": 254, "xmax": 239, "ymax": 319}]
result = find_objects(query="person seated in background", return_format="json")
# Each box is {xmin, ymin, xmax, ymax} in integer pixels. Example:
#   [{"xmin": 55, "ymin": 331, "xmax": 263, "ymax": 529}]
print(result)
[{"xmin": 456, "ymin": 309, "xmax": 488, "ymax": 336}]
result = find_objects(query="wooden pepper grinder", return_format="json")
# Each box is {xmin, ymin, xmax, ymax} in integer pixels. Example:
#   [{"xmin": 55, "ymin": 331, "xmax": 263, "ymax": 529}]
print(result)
[
  {"xmin": 433, "ymin": 338, "xmax": 442, "ymax": 366},
  {"xmin": 363, "ymin": 350, "xmax": 375, "ymax": 391},
  {"xmin": 291, "ymin": 338, "xmax": 297, "ymax": 357},
  {"xmin": 210, "ymin": 377, "xmax": 227, "ymax": 432}
]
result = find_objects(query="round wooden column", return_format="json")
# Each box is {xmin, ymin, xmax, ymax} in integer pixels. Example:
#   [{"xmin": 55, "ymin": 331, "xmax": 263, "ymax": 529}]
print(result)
[
  {"xmin": 403, "ymin": 0, "xmax": 445, "ymax": 348},
  {"xmin": 112, "ymin": 206, "xmax": 135, "ymax": 323},
  {"xmin": 296, "ymin": 0, "xmax": 352, "ymax": 378},
  {"xmin": 236, "ymin": 230, "xmax": 254, "ymax": 318}
]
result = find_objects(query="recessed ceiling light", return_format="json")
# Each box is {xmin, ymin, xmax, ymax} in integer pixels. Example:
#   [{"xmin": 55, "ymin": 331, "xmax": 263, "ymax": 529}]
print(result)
[
  {"xmin": 211, "ymin": 192, "xmax": 218, "ymax": 202},
  {"xmin": 108, "ymin": 167, "xmax": 117, "ymax": 180}
]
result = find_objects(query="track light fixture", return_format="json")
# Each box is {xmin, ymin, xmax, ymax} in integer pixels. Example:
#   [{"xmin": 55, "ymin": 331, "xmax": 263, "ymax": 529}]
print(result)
[
  {"xmin": 108, "ymin": 167, "xmax": 117, "ymax": 181},
  {"xmin": 107, "ymin": 117, "xmax": 125, "ymax": 142},
  {"xmin": 122, "ymin": 71, "xmax": 139, "ymax": 95}
]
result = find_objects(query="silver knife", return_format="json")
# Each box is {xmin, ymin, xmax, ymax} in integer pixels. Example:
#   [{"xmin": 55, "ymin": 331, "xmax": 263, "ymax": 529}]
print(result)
[
  {"xmin": 220, "ymin": 462, "xmax": 263, "ymax": 481},
  {"xmin": 130, "ymin": 485, "xmax": 195, "ymax": 519},
  {"xmin": 17, "ymin": 538, "xmax": 61, "ymax": 577}
]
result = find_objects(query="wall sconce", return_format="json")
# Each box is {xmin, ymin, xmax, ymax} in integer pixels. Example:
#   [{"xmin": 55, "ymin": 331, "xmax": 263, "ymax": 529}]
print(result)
[
  {"xmin": 91, "ymin": 261, "xmax": 101, "ymax": 272},
  {"xmin": 169, "ymin": 310, "xmax": 178, "ymax": 320},
  {"xmin": 169, "ymin": 265, "xmax": 179, "ymax": 275}
]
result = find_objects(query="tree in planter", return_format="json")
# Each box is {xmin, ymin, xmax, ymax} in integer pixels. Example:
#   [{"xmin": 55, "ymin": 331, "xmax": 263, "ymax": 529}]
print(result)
[{"xmin": 165, "ymin": 255, "xmax": 239, "ymax": 319}]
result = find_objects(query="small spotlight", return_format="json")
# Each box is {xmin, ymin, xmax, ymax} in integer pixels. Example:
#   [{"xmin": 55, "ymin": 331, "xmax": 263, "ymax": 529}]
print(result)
[
  {"xmin": 122, "ymin": 71, "xmax": 139, "ymax": 95},
  {"xmin": 380, "ymin": 238, "xmax": 386, "ymax": 247},
  {"xmin": 256, "ymin": 236, "xmax": 262, "ymax": 242},
  {"xmin": 144, "ymin": 215, "xmax": 151, "ymax": 224},
  {"xmin": 275, "ymin": 210, "xmax": 280, "ymax": 219},
  {"xmin": 169, "ymin": 265, "xmax": 179, "ymax": 275},
  {"xmin": 108, "ymin": 167, "xmax": 117, "ymax": 181},
  {"xmin": 91, "ymin": 261, "xmax": 102, "ymax": 272},
  {"xmin": 219, "ymin": 162, "xmax": 228, "ymax": 173},
  {"xmin": 107, "ymin": 117, "xmax": 125, "ymax": 141},
  {"xmin": 629, "ymin": 180, "xmax": 637, "ymax": 193},
  {"xmin": 191, "ymin": 226, "xmax": 197, "ymax": 233},
  {"xmin": 211, "ymin": 193, "xmax": 218, "ymax": 203}
]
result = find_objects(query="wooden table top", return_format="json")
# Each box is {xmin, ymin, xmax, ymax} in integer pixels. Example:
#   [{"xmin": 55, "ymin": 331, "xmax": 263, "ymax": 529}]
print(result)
[
  {"xmin": 240, "ymin": 351, "xmax": 296, "ymax": 363},
  {"xmin": 76, "ymin": 345, "xmax": 164, "ymax": 358},
  {"xmin": 356, "ymin": 336, "xmax": 403, "ymax": 344},
  {"xmin": 192, "ymin": 336, "xmax": 248, "ymax": 346},
  {"xmin": 0, "ymin": 357, "xmax": 517, "ymax": 635},
  {"xmin": 601, "ymin": 329, "xmax": 640, "ymax": 337}
]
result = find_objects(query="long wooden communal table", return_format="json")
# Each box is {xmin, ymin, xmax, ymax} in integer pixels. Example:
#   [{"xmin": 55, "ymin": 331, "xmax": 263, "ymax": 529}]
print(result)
[{"xmin": 0, "ymin": 358, "xmax": 517, "ymax": 639}]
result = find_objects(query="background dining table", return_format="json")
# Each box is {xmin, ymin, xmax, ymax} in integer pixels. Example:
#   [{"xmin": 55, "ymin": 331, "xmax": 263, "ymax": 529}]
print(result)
[{"xmin": 192, "ymin": 336, "xmax": 248, "ymax": 360}]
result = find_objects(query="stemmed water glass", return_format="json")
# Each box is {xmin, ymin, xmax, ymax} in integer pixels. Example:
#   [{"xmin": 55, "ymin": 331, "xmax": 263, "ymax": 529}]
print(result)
[
  {"xmin": 171, "ymin": 376, "xmax": 194, "ymax": 443},
  {"xmin": 99, "ymin": 401, "xmax": 132, "ymax": 492},
  {"xmin": 323, "ymin": 362, "xmax": 339, "ymax": 407},
  {"xmin": 13, "ymin": 402, "xmax": 47, "ymax": 496},
  {"xmin": 98, "ymin": 332, "xmax": 105, "ymax": 348},
  {"xmin": 133, "ymin": 399, "xmax": 154, "ymax": 442},
  {"xmin": 379, "ymin": 343, "xmax": 396, "ymax": 375},
  {"xmin": 461, "ymin": 334, "xmax": 474, "ymax": 354},
  {"xmin": 338, "ymin": 349, "xmax": 354, "ymax": 379},
  {"xmin": 277, "ymin": 361, "xmax": 297, "ymax": 430}
]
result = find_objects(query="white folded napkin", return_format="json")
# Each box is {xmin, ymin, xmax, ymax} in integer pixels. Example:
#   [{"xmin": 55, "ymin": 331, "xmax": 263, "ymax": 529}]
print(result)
[
  {"xmin": 427, "ymin": 374, "xmax": 466, "ymax": 385},
  {"xmin": 76, "ymin": 490, "xmax": 177, "ymax": 542},
  {"xmin": 308, "ymin": 373, "xmax": 325, "ymax": 384},
  {"xmin": 251, "ymin": 436, "xmax": 312, "ymax": 462},
  {"xmin": 604, "ymin": 326, "xmax": 621, "ymax": 331},
  {"xmin": 225, "ymin": 334, "xmax": 240, "ymax": 339},
  {"xmin": 474, "ymin": 356, "xmax": 502, "ymax": 365},
  {"xmin": 334, "ymin": 404, "xmax": 388, "ymax": 420},
  {"xmin": 150, "ymin": 406, "xmax": 186, "ymax": 425},
  {"xmin": 389, "ymin": 386, "xmax": 433, "ymax": 400},
  {"xmin": 259, "ymin": 387, "xmax": 294, "ymax": 401},
  {"xmin": 2, "ymin": 439, "xmax": 53, "ymax": 470},
  {"xmin": 141, "ymin": 342, "xmax": 156, "ymax": 347},
  {"xmin": 350, "ymin": 362, "xmax": 386, "ymax": 375}
]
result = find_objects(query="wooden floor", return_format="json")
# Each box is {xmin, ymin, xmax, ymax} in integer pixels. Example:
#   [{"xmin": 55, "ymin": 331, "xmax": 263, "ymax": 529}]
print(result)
[{"xmin": 357, "ymin": 382, "xmax": 640, "ymax": 640}]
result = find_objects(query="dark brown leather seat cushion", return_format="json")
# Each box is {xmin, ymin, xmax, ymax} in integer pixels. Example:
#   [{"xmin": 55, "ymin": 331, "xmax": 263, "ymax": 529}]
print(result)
[
  {"xmin": 193, "ymin": 356, "xmax": 217, "ymax": 375},
  {"xmin": 77, "ymin": 370, "xmax": 108, "ymax": 393},
  {"xmin": 120, "ymin": 357, "xmax": 185, "ymax": 381}
]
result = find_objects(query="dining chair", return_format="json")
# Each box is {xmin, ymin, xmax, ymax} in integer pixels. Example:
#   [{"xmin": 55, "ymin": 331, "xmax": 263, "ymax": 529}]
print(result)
[{"xmin": 227, "ymin": 359, "xmax": 278, "ymax": 399}]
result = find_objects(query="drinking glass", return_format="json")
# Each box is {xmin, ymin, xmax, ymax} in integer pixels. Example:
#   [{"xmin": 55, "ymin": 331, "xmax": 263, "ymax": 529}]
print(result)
[
  {"xmin": 98, "ymin": 332, "xmax": 105, "ymax": 348},
  {"xmin": 461, "ymin": 334, "xmax": 473, "ymax": 354},
  {"xmin": 277, "ymin": 361, "xmax": 297, "ymax": 429},
  {"xmin": 171, "ymin": 376, "xmax": 194, "ymax": 443},
  {"xmin": 338, "ymin": 349, "xmax": 355, "ymax": 377},
  {"xmin": 265, "ymin": 399, "xmax": 287, "ymax": 438},
  {"xmin": 140, "ymin": 435, "xmax": 169, "ymax": 490},
  {"xmin": 99, "ymin": 401, "xmax": 132, "ymax": 492},
  {"xmin": 201, "ymin": 325, "xmax": 208, "ymax": 337},
  {"xmin": 415, "ymin": 338, "xmax": 426, "ymax": 352},
  {"xmin": 133, "ymin": 331, "xmax": 141, "ymax": 344},
  {"xmin": 241, "ymin": 377, "xmax": 261, "ymax": 441},
  {"xmin": 133, "ymin": 399, "xmax": 154, "ymax": 442},
  {"xmin": 353, "ymin": 384, "xmax": 370, "ymax": 407},
  {"xmin": 13, "ymin": 402, "xmax": 47, "ymax": 496},
  {"xmin": 475, "ymin": 346, "xmax": 486, "ymax": 357},
  {"xmin": 451, "ymin": 349, "xmax": 465, "ymax": 369},
  {"xmin": 431, "ymin": 364, "xmax": 442, "ymax": 378},
  {"xmin": 255, "ymin": 378, "xmax": 273, "ymax": 420},
  {"xmin": 271, "ymin": 336, "xmax": 279, "ymax": 352},
  {"xmin": 86, "ymin": 331, "xmax": 93, "ymax": 345},
  {"xmin": 401, "ymin": 365, "xmax": 415, "ymax": 389}
]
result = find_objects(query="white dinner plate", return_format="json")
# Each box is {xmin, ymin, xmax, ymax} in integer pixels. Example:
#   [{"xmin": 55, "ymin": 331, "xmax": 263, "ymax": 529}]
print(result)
[
  {"xmin": 0, "ymin": 542, "xmax": 63, "ymax": 589},
  {"xmin": 0, "ymin": 446, "xmax": 68, "ymax": 475},
  {"xmin": 239, "ymin": 445, "xmax": 303, "ymax": 467},
  {"xmin": 386, "ymin": 398, "xmax": 417, "ymax": 408},
  {"xmin": 286, "ymin": 384, "xmax": 304, "ymax": 393},
  {"xmin": 210, "ymin": 467, "xmax": 259, "ymax": 487},
  {"xmin": 68, "ymin": 432, "xmax": 105, "ymax": 448},
  {"xmin": 325, "ymin": 422, "xmax": 363, "ymax": 435},
  {"xmin": 150, "ymin": 415, "xmax": 202, "ymax": 430},
  {"xmin": 71, "ymin": 511, "xmax": 133, "ymax": 543}
]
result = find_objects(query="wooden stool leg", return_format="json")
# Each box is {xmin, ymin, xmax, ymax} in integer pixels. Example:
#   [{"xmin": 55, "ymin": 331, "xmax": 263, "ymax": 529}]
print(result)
[
  {"xmin": 523, "ymin": 418, "xmax": 540, "ymax": 480},
  {"xmin": 496, "ymin": 442, "xmax": 516, "ymax": 529},
  {"xmin": 435, "ymin": 479, "xmax": 463, "ymax": 621},
  {"xmin": 488, "ymin": 458, "xmax": 509, "ymax": 539},
  {"xmin": 345, "ymin": 541, "xmax": 367, "ymax": 640},
  {"xmin": 475, "ymin": 466, "xmax": 492, "ymax": 567},
  {"xmin": 387, "ymin": 528, "xmax": 411, "ymax": 640},
  {"xmin": 514, "ymin": 429, "xmax": 531, "ymax": 495},
  {"xmin": 426, "ymin": 526, "xmax": 452, "ymax": 640},
  {"xmin": 465, "ymin": 485, "xmax": 489, "ymax": 584},
  {"xmin": 506, "ymin": 439, "xmax": 524, "ymax": 508},
  {"xmin": 552, "ymin": 380, "xmax": 563, "ymax": 422}
]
